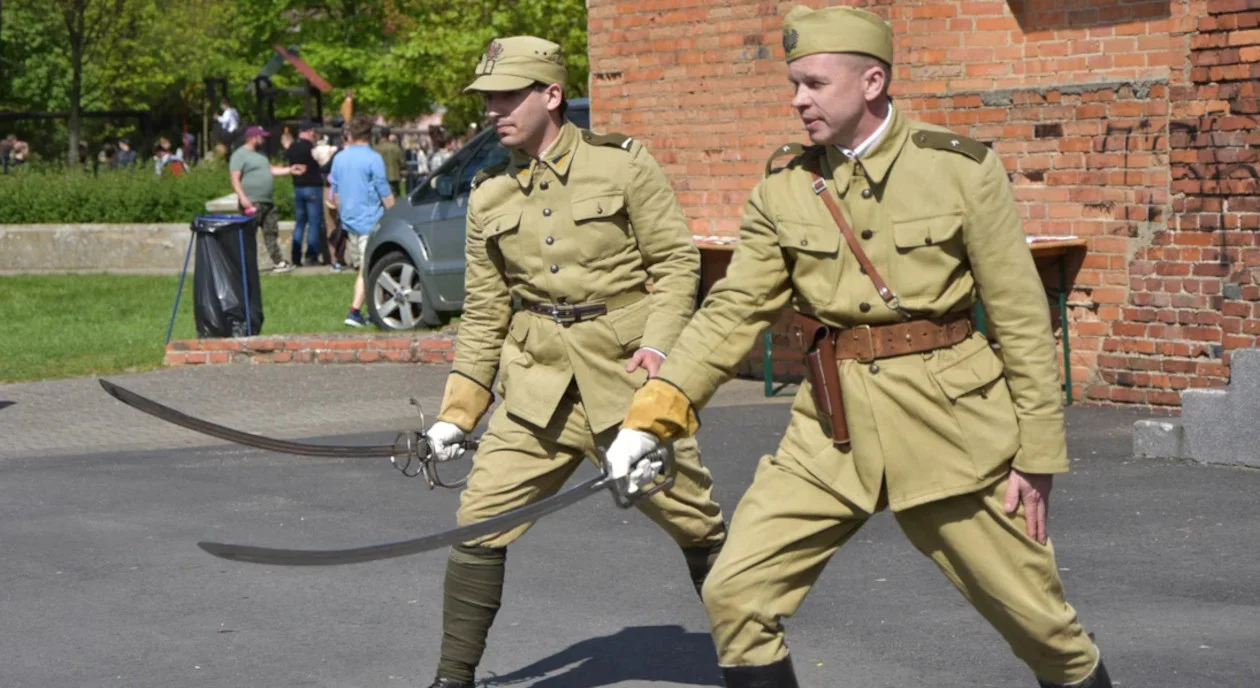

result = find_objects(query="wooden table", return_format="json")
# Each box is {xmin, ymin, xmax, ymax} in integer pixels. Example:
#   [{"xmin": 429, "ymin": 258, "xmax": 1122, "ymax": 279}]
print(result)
[{"xmin": 695, "ymin": 237, "xmax": 1089, "ymax": 404}]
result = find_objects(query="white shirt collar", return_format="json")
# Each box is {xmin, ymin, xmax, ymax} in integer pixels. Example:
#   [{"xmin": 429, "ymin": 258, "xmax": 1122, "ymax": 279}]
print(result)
[{"xmin": 835, "ymin": 101, "xmax": 893, "ymax": 160}]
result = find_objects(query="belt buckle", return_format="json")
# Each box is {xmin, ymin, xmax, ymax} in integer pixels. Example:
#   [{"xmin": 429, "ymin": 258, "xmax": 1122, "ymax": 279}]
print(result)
[
  {"xmin": 551, "ymin": 304, "xmax": 577, "ymax": 324},
  {"xmin": 851, "ymin": 324, "xmax": 876, "ymax": 364}
]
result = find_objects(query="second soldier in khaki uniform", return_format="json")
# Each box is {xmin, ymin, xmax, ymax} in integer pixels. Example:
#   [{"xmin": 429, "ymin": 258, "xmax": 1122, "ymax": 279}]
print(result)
[
  {"xmin": 606, "ymin": 6, "xmax": 1113, "ymax": 688},
  {"xmin": 420, "ymin": 36, "xmax": 727, "ymax": 688}
]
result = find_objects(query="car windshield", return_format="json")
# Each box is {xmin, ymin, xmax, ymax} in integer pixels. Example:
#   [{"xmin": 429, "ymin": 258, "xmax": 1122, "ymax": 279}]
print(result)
[{"xmin": 411, "ymin": 101, "xmax": 590, "ymax": 205}]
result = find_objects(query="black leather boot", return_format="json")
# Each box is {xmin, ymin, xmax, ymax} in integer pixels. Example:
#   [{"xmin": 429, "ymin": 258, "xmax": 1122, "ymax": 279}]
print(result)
[
  {"xmin": 423, "ymin": 679, "xmax": 473, "ymax": 688},
  {"xmin": 1038, "ymin": 659, "xmax": 1112, "ymax": 688},
  {"xmin": 721, "ymin": 655, "xmax": 799, "ymax": 688},
  {"xmin": 682, "ymin": 535, "xmax": 726, "ymax": 597}
]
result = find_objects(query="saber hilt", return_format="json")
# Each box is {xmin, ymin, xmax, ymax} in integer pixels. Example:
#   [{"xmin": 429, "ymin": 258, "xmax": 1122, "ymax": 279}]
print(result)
[
  {"xmin": 600, "ymin": 444, "xmax": 676, "ymax": 509},
  {"xmin": 389, "ymin": 398, "xmax": 478, "ymax": 489}
]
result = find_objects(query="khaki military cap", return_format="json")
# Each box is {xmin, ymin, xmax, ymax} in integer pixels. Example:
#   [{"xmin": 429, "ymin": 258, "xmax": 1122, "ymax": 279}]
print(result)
[
  {"xmin": 464, "ymin": 36, "xmax": 567, "ymax": 93},
  {"xmin": 781, "ymin": 5, "xmax": 894, "ymax": 65}
]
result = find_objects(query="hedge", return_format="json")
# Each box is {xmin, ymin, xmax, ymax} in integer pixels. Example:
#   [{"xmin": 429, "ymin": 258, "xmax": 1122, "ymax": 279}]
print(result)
[{"xmin": 0, "ymin": 164, "xmax": 295, "ymax": 224}]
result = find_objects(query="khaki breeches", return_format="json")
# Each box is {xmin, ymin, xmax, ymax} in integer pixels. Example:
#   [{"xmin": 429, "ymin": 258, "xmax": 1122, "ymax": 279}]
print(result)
[
  {"xmin": 456, "ymin": 394, "xmax": 726, "ymax": 550},
  {"xmin": 702, "ymin": 450, "xmax": 1099, "ymax": 685}
]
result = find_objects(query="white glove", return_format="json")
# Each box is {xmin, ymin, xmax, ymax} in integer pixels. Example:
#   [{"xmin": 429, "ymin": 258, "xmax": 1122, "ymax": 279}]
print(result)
[
  {"xmin": 605, "ymin": 428, "xmax": 663, "ymax": 495},
  {"xmin": 426, "ymin": 421, "xmax": 467, "ymax": 462}
]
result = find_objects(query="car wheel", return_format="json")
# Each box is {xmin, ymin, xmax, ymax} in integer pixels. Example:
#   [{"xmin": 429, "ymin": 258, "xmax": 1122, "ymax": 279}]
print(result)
[{"xmin": 367, "ymin": 251, "xmax": 440, "ymax": 330}]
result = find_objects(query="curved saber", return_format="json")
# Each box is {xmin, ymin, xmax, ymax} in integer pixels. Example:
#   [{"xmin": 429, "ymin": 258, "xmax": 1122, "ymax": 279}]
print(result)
[
  {"xmin": 197, "ymin": 446, "xmax": 674, "ymax": 567},
  {"xmin": 99, "ymin": 379, "xmax": 477, "ymax": 458},
  {"xmin": 199, "ymin": 473, "xmax": 612, "ymax": 566}
]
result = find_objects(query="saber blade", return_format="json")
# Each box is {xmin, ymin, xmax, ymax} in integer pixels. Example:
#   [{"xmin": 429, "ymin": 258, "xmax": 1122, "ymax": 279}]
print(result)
[
  {"xmin": 199, "ymin": 473, "xmax": 611, "ymax": 566},
  {"xmin": 99, "ymin": 379, "xmax": 404, "ymax": 458}
]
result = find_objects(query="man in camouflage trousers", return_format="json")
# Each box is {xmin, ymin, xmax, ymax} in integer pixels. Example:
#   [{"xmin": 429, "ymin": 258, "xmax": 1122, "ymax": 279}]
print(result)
[
  {"xmin": 420, "ymin": 36, "xmax": 727, "ymax": 688},
  {"xmin": 607, "ymin": 6, "xmax": 1113, "ymax": 688}
]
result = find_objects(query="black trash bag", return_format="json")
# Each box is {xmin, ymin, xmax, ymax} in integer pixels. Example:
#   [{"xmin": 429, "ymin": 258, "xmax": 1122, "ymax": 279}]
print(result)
[{"xmin": 192, "ymin": 215, "xmax": 264, "ymax": 338}]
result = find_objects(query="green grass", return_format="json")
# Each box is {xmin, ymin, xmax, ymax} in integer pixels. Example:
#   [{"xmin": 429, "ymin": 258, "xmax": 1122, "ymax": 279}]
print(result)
[{"xmin": 0, "ymin": 271, "xmax": 372, "ymax": 383}]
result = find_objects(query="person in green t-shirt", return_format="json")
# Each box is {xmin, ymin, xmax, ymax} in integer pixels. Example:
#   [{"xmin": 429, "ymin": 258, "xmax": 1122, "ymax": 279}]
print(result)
[
  {"xmin": 229, "ymin": 125, "xmax": 305, "ymax": 272},
  {"xmin": 373, "ymin": 127, "xmax": 406, "ymax": 198}
]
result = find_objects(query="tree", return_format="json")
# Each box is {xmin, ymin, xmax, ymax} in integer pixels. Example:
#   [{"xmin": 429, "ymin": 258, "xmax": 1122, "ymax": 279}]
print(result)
[
  {"xmin": 0, "ymin": 0, "xmax": 591, "ymax": 162},
  {"xmin": 384, "ymin": 0, "xmax": 589, "ymax": 134},
  {"xmin": 58, "ymin": 0, "xmax": 128, "ymax": 167}
]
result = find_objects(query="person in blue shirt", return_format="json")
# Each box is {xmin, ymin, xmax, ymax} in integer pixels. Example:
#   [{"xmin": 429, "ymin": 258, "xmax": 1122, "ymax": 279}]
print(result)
[{"xmin": 329, "ymin": 114, "xmax": 395, "ymax": 327}]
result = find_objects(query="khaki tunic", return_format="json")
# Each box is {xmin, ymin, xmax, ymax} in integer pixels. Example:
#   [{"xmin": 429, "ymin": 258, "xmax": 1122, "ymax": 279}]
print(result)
[
  {"xmin": 636, "ymin": 105, "xmax": 1068, "ymax": 513},
  {"xmin": 439, "ymin": 121, "xmax": 700, "ymax": 434}
]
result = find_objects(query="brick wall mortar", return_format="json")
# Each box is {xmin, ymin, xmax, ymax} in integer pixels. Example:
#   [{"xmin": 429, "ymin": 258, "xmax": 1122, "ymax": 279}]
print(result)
[{"xmin": 589, "ymin": 0, "xmax": 1260, "ymax": 408}]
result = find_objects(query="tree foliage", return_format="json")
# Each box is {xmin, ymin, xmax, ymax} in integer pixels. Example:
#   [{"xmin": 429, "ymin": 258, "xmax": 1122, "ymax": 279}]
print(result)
[{"xmin": 0, "ymin": 0, "xmax": 589, "ymax": 157}]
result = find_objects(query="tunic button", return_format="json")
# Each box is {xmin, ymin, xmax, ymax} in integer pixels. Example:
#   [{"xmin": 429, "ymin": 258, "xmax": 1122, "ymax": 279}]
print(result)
[
  {"xmin": 550, "ymin": 265, "xmax": 559, "ymax": 274},
  {"xmin": 925, "ymin": 237, "xmax": 933, "ymax": 245},
  {"xmin": 543, "ymin": 208, "xmax": 552, "ymax": 217},
  {"xmin": 861, "ymin": 188, "xmax": 872, "ymax": 199},
  {"xmin": 800, "ymin": 239, "xmax": 808, "ymax": 247},
  {"xmin": 861, "ymin": 229, "xmax": 874, "ymax": 240},
  {"xmin": 545, "ymin": 236, "xmax": 555, "ymax": 245},
  {"xmin": 558, "ymin": 296, "xmax": 568, "ymax": 304},
  {"xmin": 540, "ymin": 181, "xmax": 550, "ymax": 190},
  {"xmin": 869, "ymin": 364, "xmax": 880, "ymax": 374},
  {"xmin": 859, "ymin": 302, "xmax": 871, "ymax": 313}
]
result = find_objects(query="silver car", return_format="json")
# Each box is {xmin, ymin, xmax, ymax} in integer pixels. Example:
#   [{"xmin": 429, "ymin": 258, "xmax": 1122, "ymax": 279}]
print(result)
[{"xmin": 363, "ymin": 98, "xmax": 591, "ymax": 329}]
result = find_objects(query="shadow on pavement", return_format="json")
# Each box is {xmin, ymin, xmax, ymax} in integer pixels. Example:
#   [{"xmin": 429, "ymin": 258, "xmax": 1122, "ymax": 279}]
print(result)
[
  {"xmin": 0, "ymin": 401, "xmax": 13, "ymax": 411},
  {"xmin": 481, "ymin": 625, "xmax": 722, "ymax": 687}
]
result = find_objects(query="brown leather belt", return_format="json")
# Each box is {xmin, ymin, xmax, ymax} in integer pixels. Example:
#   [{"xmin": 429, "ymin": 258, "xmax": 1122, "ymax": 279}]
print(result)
[
  {"xmin": 523, "ymin": 290, "xmax": 647, "ymax": 325},
  {"xmin": 525, "ymin": 301, "xmax": 608, "ymax": 324},
  {"xmin": 795, "ymin": 310, "xmax": 973, "ymax": 363}
]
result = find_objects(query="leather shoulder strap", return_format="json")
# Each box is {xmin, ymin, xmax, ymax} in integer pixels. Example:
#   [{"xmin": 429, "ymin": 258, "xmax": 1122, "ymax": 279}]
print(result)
[
  {"xmin": 802, "ymin": 152, "xmax": 908, "ymax": 318},
  {"xmin": 910, "ymin": 129, "xmax": 989, "ymax": 163},
  {"xmin": 471, "ymin": 160, "xmax": 510, "ymax": 190},
  {"xmin": 581, "ymin": 130, "xmax": 635, "ymax": 151}
]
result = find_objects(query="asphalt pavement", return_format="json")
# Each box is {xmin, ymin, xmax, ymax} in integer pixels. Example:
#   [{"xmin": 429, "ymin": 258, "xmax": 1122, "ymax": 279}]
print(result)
[{"xmin": 1, "ymin": 364, "xmax": 1257, "ymax": 687}]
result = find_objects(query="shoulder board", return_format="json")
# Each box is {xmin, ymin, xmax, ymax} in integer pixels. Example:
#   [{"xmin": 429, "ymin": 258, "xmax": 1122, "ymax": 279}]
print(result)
[
  {"xmin": 910, "ymin": 130, "xmax": 989, "ymax": 163},
  {"xmin": 580, "ymin": 130, "xmax": 634, "ymax": 151},
  {"xmin": 764, "ymin": 143, "xmax": 821, "ymax": 177},
  {"xmin": 471, "ymin": 160, "xmax": 511, "ymax": 189}
]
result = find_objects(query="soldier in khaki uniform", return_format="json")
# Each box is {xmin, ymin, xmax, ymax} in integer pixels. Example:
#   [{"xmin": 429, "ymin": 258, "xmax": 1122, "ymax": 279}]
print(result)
[
  {"xmin": 606, "ymin": 7, "xmax": 1112, "ymax": 688},
  {"xmin": 419, "ymin": 36, "xmax": 728, "ymax": 688}
]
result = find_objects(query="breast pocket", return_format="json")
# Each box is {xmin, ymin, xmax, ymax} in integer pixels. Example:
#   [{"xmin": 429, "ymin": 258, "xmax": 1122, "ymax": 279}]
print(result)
[
  {"xmin": 778, "ymin": 220, "xmax": 841, "ymax": 309},
  {"xmin": 572, "ymin": 193, "xmax": 630, "ymax": 261},
  {"xmin": 891, "ymin": 214, "xmax": 965, "ymax": 301}
]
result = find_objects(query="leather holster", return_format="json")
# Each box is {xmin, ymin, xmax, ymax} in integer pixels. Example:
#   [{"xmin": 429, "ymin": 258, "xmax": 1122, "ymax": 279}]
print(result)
[{"xmin": 798, "ymin": 319, "xmax": 850, "ymax": 448}]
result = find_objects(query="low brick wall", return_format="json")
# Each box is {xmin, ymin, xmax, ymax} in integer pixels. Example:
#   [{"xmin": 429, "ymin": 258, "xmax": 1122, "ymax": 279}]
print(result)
[{"xmin": 164, "ymin": 330, "xmax": 457, "ymax": 367}]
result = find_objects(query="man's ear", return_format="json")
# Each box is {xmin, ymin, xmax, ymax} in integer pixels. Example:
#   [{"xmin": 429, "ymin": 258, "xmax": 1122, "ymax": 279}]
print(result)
[
  {"xmin": 545, "ymin": 83, "xmax": 565, "ymax": 112},
  {"xmin": 863, "ymin": 65, "xmax": 887, "ymax": 103}
]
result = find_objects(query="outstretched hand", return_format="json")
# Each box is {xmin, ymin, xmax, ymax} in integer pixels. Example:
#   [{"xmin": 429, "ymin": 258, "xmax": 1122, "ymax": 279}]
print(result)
[{"xmin": 1004, "ymin": 469, "xmax": 1053, "ymax": 544}]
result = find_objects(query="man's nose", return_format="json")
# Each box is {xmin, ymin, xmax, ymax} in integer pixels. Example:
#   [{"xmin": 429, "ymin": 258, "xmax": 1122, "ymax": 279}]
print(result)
[{"xmin": 790, "ymin": 86, "xmax": 809, "ymax": 111}]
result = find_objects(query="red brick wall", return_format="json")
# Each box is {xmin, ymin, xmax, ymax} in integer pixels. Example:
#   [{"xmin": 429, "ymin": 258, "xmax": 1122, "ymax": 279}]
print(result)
[{"xmin": 588, "ymin": 0, "xmax": 1260, "ymax": 408}]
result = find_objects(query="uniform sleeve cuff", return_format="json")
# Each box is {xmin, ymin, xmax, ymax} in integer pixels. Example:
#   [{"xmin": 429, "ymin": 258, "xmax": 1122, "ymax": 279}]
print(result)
[
  {"xmin": 436, "ymin": 372, "xmax": 494, "ymax": 433},
  {"xmin": 623, "ymin": 378, "xmax": 700, "ymax": 441},
  {"xmin": 640, "ymin": 347, "xmax": 667, "ymax": 359},
  {"xmin": 1011, "ymin": 415, "xmax": 1070, "ymax": 474}
]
